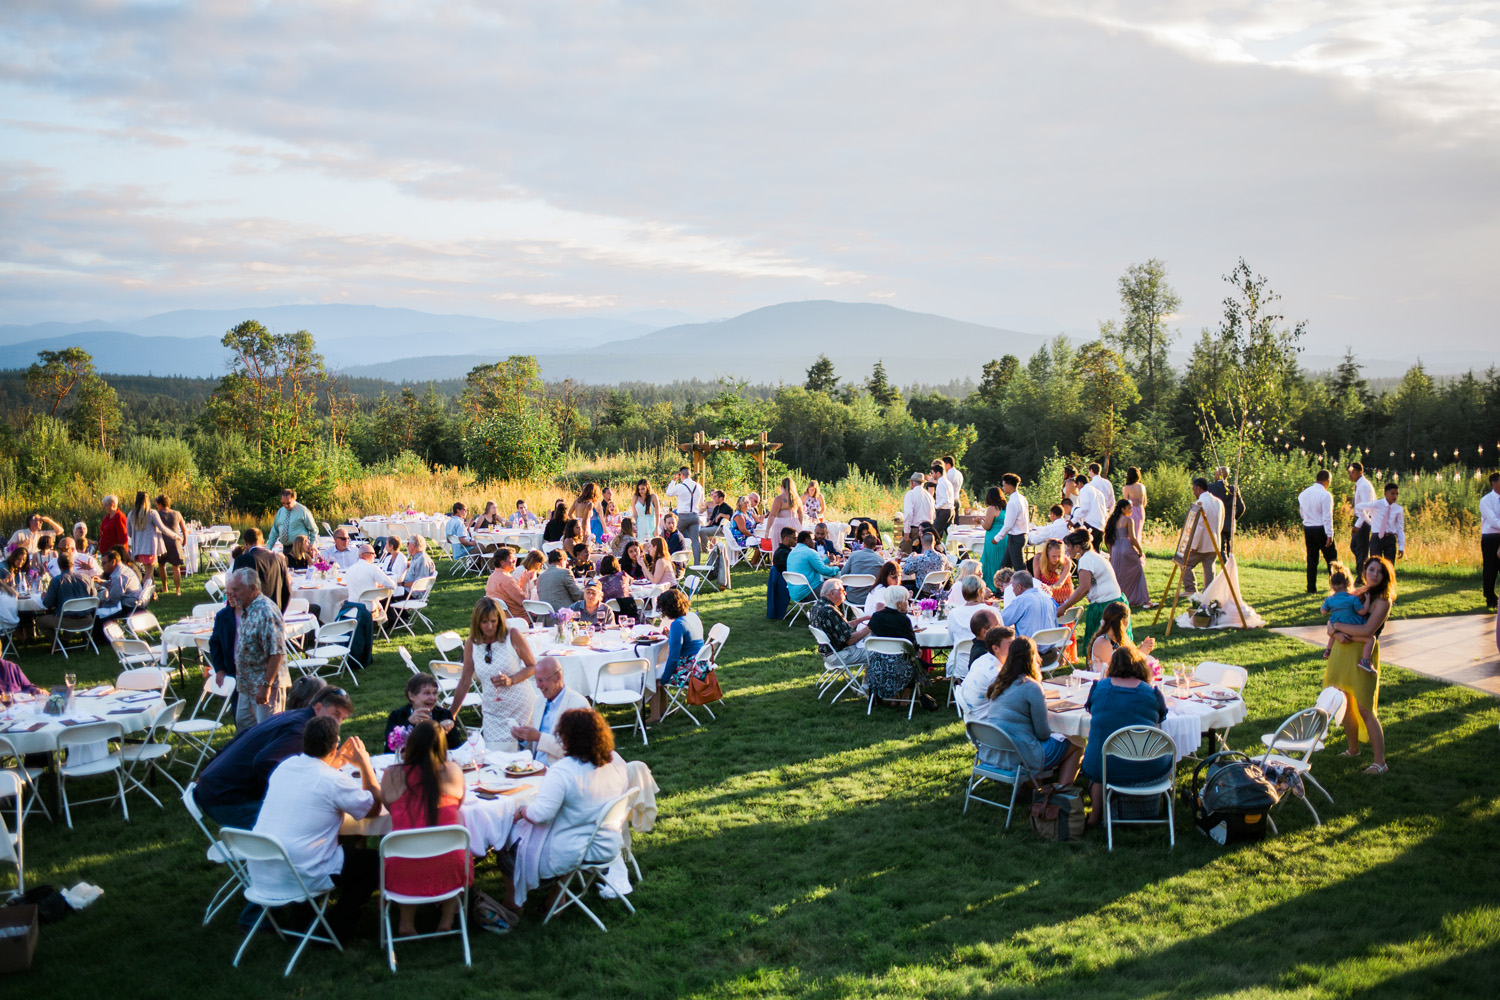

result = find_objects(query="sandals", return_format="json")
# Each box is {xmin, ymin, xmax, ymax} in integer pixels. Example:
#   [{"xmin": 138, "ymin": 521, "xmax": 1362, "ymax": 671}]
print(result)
[
  {"xmin": 1338, "ymin": 750, "xmax": 1361, "ymax": 758},
  {"xmin": 1362, "ymin": 763, "xmax": 1389, "ymax": 776}
]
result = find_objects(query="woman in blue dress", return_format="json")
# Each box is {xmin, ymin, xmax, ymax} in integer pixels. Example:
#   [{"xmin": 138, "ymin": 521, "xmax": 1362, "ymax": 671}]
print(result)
[
  {"xmin": 646, "ymin": 588, "xmax": 703, "ymax": 723},
  {"xmin": 1081, "ymin": 644, "xmax": 1169, "ymax": 826}
]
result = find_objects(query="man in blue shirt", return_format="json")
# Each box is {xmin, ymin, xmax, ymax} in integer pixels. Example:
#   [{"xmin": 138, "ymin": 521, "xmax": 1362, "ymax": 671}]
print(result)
[
  {"xmin": 193, "ymin": 686, "xmax": 354, "ymax": 829},
  {"xmin": 445, "ymin": 502, "xmax": 475, "ymax": 562},
  {"xmin": 786, "ymin": 530, "xmax": 839, "ymax": 602},
  {"xmin": 1000, "ymin": 570, "xmax": 1060, "ymax": 653}
]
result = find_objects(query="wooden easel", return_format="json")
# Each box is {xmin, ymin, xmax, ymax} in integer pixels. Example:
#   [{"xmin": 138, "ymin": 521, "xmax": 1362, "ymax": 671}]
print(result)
[{"xmin": 1152, "ymin": 502, "xmax": 1250, "ymax": 637}]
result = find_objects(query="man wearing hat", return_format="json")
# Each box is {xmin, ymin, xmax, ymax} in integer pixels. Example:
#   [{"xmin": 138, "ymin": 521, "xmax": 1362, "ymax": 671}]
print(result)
[{"xmin": 902, "ymin": 470, "xmax": 936, "ymax": 536}]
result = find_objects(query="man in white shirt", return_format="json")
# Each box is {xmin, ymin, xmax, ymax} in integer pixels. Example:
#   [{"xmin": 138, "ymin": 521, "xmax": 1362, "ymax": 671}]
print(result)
[
  {"xmin": 1069, "ymin": 475, "xmax": 1106, "ymax": 550},
  {"xmin": 1027, "ymin": 500, "xmax": 1073, "ymax": 546},
  {"xmin": 1183, "ymin": 478, "xmax": 1225, "ymax": 595},
  {"xmin": 958, "ymin": 624, "xmax": 1014, "ymax": 715},
  {"xmin": 1482, "ymin": 471, "xmax": 1500, "ymax": 609},
  {"xmin": 1355, "ymin": 482, "xmax": 1406, "ymax": 563},
  {"xmin": 1087, "ymin": 463, "xmax": 1116, "ymax": 513},
  {"xmin": 343, "ymin": 543, "xmax": 397, "ymax": 606},
  {"xmin": 666, "ymin": 466, "xmax": 705, "ymax": 563},
  {"xmin": 1297, "ymin": 470, "xmax": 1338, "ymax": 594},
  {"xmin": 509, "ymin": 499, "xmax": 540, "ymax": 528},
  {"xmin": 510, "ymin": 657, "xmax": 591, "ymax": 764},
  {"xmin": 995, "ymin": 472, "xmax": 1030, "ymax": 570},
  {"xmin": 48, "ymin": 536, "xmax": 96, "ymax": 578},
  {"xmin": 942, "ymin": 456, "xmax": 963, "ymax": 509},
  {"xmin": 1348, "ymin": 462, "xmax": 1376, "ymax": 570},
  {"xmin": 902, "ymin": 471, "xmax": 935, "ymax": 535},
  {"xmin": 250, "ymin": 714, "xmax": 383, "ymax": 941},
  {"xmin": 931, "ymin": 462, "xmax": 955, "ymax": 539},
  {"xmin": 324, "ymin": 527, "xmax": 360, "ymax": 570}
]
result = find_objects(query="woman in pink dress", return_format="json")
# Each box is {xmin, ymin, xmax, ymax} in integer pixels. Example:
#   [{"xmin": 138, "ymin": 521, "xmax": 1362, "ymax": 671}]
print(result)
[
  {"xmin": 380, "ymin": 720, "xmax": 471, "ymax": 937},
  {"xmin": 1123, "ymin": 466, "xmax": 1147, "ymax": 537}
]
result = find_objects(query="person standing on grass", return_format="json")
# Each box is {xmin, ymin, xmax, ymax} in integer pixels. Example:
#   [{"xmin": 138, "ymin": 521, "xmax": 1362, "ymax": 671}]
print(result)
[
  {"xmin": 1348, "ymin": 462, "xmax": 1376, "ymax": 570},
  {"xmin": 228, "ymin": 568, "xmax": 289, "ymax": 728},
  {"xmin": 1354, "ymin": 482, "xmax": 1406, "ymax": 564},
  {"xmin": 993, "ymin": 473, "xmax": 1030, "ymax": 571},
  {"xmin": 1297, "ymin": 470, "xmax": 1338, "ymax": 595},
  {"xmin": 266, "ymin": 488, "xmax": 319, "ymax": 550},
  {"xmin": 666, "ymin": 466, "xmax": 706, "ymax": 563},
  {"xmin": 98, "ymin": 495, "xmax": 129, "ymax": 558},
  {"xmin": 1325, "ymin": 556, "xmax": 1396, "ymax": 776},
  {"xmin": 1182, "ymin": 478, "xmax": 1224, "ymax": 596},
  {"xmin": 1206, "ymin": 466, "xmax": 1246, "ymax": 556},
  {"xmin": 1481, "ymin": 471, "xmax": 1500, "ymax": 610}
]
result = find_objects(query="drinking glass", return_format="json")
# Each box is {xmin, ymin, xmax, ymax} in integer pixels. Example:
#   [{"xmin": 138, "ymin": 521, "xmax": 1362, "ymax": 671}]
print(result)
[{"xmin": 64, "ymin": 672, "xmax": 77, "ymax": 689}]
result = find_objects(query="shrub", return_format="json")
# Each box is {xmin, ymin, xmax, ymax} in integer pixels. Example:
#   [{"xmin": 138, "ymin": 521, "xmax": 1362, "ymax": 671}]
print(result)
[
  {"xmin": 118, "ymin": 436, "xmax": 198, "ymax": 486},
  {"xmin": 464, "ymin": 410, "xmax": 563, "ymax": 484}
]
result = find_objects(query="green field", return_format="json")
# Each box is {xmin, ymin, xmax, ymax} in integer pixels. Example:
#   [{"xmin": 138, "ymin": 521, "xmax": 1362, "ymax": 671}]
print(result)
[{"xmin": 6, "ymin": 548, "xmax": 1498, "ymax": 999}]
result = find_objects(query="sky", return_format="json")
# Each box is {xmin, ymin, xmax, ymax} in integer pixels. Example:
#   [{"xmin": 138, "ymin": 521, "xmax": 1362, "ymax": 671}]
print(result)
[{"xmin": 2, "ymin": 0, "xmax": 1498, "ymax": 357}]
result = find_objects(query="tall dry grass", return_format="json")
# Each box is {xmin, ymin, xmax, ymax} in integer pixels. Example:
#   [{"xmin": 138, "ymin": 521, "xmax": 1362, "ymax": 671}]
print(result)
[{"xmin": 1140, "ymin": 522, "xmax": 1474, "ymax": 572}]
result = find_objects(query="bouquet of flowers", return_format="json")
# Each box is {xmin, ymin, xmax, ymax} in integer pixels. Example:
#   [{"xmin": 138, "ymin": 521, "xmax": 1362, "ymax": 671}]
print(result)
[
  {"xmin": 916, "ymin": 598, "xmax": 939, "ymax": 617},
  {"xmin": 387, "ymin": 725, "xmax": 412, "ymax": 753},
  {"xmin": 1190, "ymin": 597, "xmax": 1223, "ymax": 628}
]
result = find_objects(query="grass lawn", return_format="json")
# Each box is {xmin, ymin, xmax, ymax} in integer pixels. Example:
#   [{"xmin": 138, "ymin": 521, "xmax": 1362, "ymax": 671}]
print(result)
[{"xmin": 6, "ymin": 548, "xmax": 1499, "ymax": 998}]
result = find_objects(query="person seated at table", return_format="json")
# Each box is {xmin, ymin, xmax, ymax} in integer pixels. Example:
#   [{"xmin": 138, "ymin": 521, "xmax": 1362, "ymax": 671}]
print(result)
[
  {"xmin": 866, "ymin": 586, "xmax": 937, "ymax": 711},
  {"xmin": 195, "ymin": 685, "xmax": 356, "ymax": 828},
  {"xmin": 612, "ymin": 517, "xmax": 637, "ymax": 558},
  {"xmin": 324, "ymin": 527, "xmax": 360, "ymax": 570},
  {"xmin": 542, "ymin": 500, "xmax": 568, "ymax": 542},
  {"xmin": 1001, "ymin": 570, "xmax": 1061, "ymax": 652},
  {"xmin": 646, "ymin": 588, "xmax": 702, "ymax": 722},
  {"xmin": 537, "ymin": 548, "xmax": 584, "ymax": 613},
  {"xmin": 251, "ymin": 713, "xmax": 384, "ymax": 941},
  {"xmin": 0, "ymin": 570, "xmax": 20, "ymax": 637},
  {"xmin": 561, "ymin": 517, "xmax": 586, "ymax": 551},
  {"xmin": 968, "ymin": 636, "xmax": 1083, "ymax": 785},
  {"xmin": 31, "ymin": 534, "xmax": 55, "ymax": 577},
  {"xmin": 569, "ymin": 581, "xmax": 617, "ymax": 629},
  {"xmin": 93, "ymin": 545, "xmax": 143, "ymax": 636},
  {"xmin": 510, "ymin": 499, "xmax": 540, "ymax": 529},
  {"xmin": 567, "ymin": 539, "xmax": 594, "ymax": 579},
  {"xmin": 1088, "ymin": 601, "xmax": 1152, "ymax": 671},
  {"xmin": 946, "ymin": 559, "xmax": 988, "ymax": 606},
  {"xmin": 49, "ymin": 536, "xmax": 97, "ymax": 579},
  {"xmin": 862, "ymin": 560, "xmax": 903, "ymax": 619},
  {"xmin": 344, "ymin": 543, "xmax": 398, "ymax": 610},
  {"xmin": 516, "ymin": 548, "xmax": 546, "ymax": 599},
  {"xmin": 958, "ymin": 623, "xmax": 1015, "ymax": 711},
  {"xmin": 377, "ymin": 535, "xmax": 408, "ymax": 586},
  {"xmin": 1031, "ymin": 537, "xmax": 1074, "ymax": 605},
  {"xmin": 706, "ymin": 489, "xmax": 735, "ymax": 529},
  {"xmin": 0, "ymin": 652, "xmax": 41, "ymax": 696},
  {"xmin": 771, "ymin": 526, "xmax": 797, "ymax": 573},
  {"xmin": 1081, "ymin": 645, "xmax": 1170, "ymax": 826},
  {"xmin": 378, "ymin": 718, "xmax": 471, "ymax": 937},
  {"xmin": 840, "ymin": 539, "xmax": 886, "ymax": 605},
  {"xmin": 471, "ymin": 500, "xmax": 503, "ymax": 531},
  {"xmin": 384, "ymin": 671, "xmax": 466, "ymax": 748},
  {"xmin": 1027, "ymin": 502, "xmax": 1074, "ymax": 548},
  {"xmin": 36, "ymin": 551, "xmax": 96, "ymax": 639},
  {"xmin": 496, "ymin": 708, "xmax": 629, "ymax": 927},
  {"xmin": 509, "ymin": 657, "xmax": 590, "ymax": 765},
  {"xmin": 812, "ymin": 522, "xmax": 839, "ymax": 560},
  {"xmin": 7, "ymin": 512, "xmax": 63, "ymax": 553},
  {"xmin": 644, "ymin": 537, "xmax": 679, "ymax": 588},
  {"xmin": 659, "ymin": 512, "xmax": 687, "ymax": 556},
  {"xmin": 445, "ymin": 502, "xmax": 477, "ymax": 561},
  {"xmin": 284, "ymin": 534, "xmax": 315, "ymax": 571},
  {"xmin": 401, "ymin": 536, "xmax": 436, "ymax": 593},
  {"xmin": 619, "ymin": 540, "xmax": 648, "ymax": 581},
  {"xmin": 72, "ymin": 520, "xmax": 92, "ymax": 554},
  {"xmin": 598, "ymin": 554, "xmax": 641, "ymax": 621},
  {"xmin": 811, "ymin": 578, "xmax": 871, "ymax": 667},
  {"xmin": 729, "ymin": 496, "xmax": 760, "ymax": 548},
  {"xmin": 485, "ymin": 547, "xmax": 532, "ymax": 623},
  {"xmin": 787, "ymin": 530, "xmax": 840, "ymax": 603},
  {"xmin": 946, "ymin": 576, "xmax": 991, "ymax": 639},
  {"xmin": 902, "ymin": 528, "xmax": 950, "ymax": 589}
]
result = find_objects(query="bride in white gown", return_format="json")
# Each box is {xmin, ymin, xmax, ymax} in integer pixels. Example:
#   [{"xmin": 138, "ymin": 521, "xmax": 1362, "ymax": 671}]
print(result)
[{"xmin": 451, "ymin": 596, "xmax": 540, "ymax": 746}]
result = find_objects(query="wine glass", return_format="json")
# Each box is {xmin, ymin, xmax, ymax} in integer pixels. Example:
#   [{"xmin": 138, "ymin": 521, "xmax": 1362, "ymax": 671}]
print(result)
[{"xmin": 64, "ymin": 672, "xmax": 77, "ymax": 690}]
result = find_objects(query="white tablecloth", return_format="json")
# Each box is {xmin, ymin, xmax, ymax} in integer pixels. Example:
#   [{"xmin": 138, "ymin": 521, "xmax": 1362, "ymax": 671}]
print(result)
[
  {"xmin": 290, "ymin": 573, "xmax": 351, "ymax": 623},
  {"xmin": 158, "ymin": 612, "xmax": 319, "ymax": 665},
  {"xmin": 0, "ymin": 689, "xmax": 164, "ymax": 756},
  {"xmin": 519, "ymin": 626, "xmax": 668, "ymax": 697},
  {"xmin": 945, "ymin": 526, "xmax": 988, "ymax": 557},
  {"xmin": 1040, "ymin": 679, "xmax": 1247, "ymax": 762},
  {"xmin": 475, "ymin": 528, "xmax": 547, "ymax": 552},
  {"xmin": 359, "ymin": 516, "xmax": 448, "ymax": 542}
]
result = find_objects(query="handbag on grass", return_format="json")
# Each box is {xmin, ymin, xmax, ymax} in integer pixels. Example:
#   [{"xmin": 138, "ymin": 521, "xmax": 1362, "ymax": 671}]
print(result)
[{"xmin": 1030, "ymin": 784, "xmax": 1086, "ymax": 842}]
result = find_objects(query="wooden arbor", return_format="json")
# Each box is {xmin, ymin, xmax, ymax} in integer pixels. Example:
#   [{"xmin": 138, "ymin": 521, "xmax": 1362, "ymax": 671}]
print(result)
[{"xmin": 678, "ymin": 431, "xmax": 783, "ymax": 500}]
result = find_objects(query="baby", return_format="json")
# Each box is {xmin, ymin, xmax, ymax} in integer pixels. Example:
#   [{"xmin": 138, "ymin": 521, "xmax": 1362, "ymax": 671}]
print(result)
[{"xmin": 1320, "ymin": 562, "xmax": 1376, "ymax": 673}]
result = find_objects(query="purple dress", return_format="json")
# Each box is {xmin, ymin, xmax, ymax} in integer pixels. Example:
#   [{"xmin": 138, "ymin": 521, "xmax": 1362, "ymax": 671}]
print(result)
[{"xmin": 1109, "ymin": 520, "xmax": 1151, "ymax": 607}]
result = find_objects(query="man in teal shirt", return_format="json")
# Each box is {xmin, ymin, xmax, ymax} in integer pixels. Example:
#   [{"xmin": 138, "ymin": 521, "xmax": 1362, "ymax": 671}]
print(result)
[
  {"xmin": 785, "ymin": 530, "xmax": 839, "ymax": 602},
  {"xmin": 266, "ymin": 489, "xmax": 319, "ymax": 549}
]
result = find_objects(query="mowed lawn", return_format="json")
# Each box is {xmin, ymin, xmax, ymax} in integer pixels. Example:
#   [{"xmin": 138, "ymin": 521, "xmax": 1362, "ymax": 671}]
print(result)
[{"xmin": 8, "ymin": 546, "xmax": 1499, "ymax": 999}]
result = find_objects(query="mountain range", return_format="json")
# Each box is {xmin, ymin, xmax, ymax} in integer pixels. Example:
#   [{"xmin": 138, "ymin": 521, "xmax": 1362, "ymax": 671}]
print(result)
[{"xmin": 0, "ymin": 301, "xmax": 1492, "ymax": 385}]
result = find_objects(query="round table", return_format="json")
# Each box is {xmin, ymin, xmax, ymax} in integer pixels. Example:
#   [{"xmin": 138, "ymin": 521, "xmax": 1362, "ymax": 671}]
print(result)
[
  {"xmin": 0, "ymin": 689, "xmax": 165, "ymax": 756},
  {"xmin": 158, "ymin": 611, "xmax": 320, "ymax": 665},
  {"xmin": 474, "ymin": 528, "xmax": 546, "ymax": 552},
  {"xmin": 1040, "ymin": 677, "xmax": 1247, "ymax": 762},
  {"xmin": 358, "ymin": 516, "xmax": 448, "ymax": 543},
  {"xmin": 290, "ymin": 573, "xmax": 351, "ymax": 623},
  {"xmin": 518, "ymin": 625, "xmax": 669, "ymax": 698}
]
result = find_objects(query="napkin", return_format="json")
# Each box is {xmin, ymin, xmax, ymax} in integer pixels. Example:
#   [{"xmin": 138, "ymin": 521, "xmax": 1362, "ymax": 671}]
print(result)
[
  {"xmin": 1, "ymin": 722, "xmax": 48, "ymax": 733},
  {"xmin": 1050, "ymin": 701, "xmax": 1085, "ymax": 712},
  {"xmin": 77, "ymin": 685, "xmax": 115, "ymax": 697},
  {"xmin": 60, "ymin": 716, "xmax": 104, "ymax": 726}
]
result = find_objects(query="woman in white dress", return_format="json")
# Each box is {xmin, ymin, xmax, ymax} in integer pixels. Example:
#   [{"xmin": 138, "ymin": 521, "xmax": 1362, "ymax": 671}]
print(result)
[
  {"xmin": 631, "ymin": 479, "xmax": 659, "ymax": 540},
  {"xmin": 766, "ymin": 477, "xmax": 802, "ymax": 549},
  {"xmin": 450, "ymin": 596, "xmax": 539, "ymax": 747}
]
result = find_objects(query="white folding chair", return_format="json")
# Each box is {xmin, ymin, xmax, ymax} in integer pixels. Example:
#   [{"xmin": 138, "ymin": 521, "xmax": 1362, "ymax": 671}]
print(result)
[
  {"xmin": 56, "ymin": 721, "xmax": 130, "ymax": 828},
  {"xmin": 390, "ymin": 575, "xmax": 438, "ymax": 635},
  {"xmin": 782, "ymin": 572, "xmax": 816, "ymax": 627},
  {"xmin": 285, "ymin": 598, "xmax": 310, "ymax": 616},
  {"xmin": 594, "ymin": 659, "xmax": 651, "ymax": 745},
  {"xmin": 218, "ymin": 827, "xmax": 343, "ymax": 976},
  {"xmin": 689, "ymin": 623, "xmax": 729, "ymax": 719},
  {"xmin": 193, "ymin": 603, "xmax": 226, "ymax": 619},
  {"xmin": 1193, "ymin": 661, "xmax": 1249, "ymax": 693},
  {"xmin": 523, "ymin": 599, "xmax": 556, "ymax": 624},
  {"xmin": 0, "ymin": 771, "xmax": 23, "ymax": 900},
  {"xmin": 0, "ymin": 735, "xmax": 52, "ymax": 825},
  {"xmin": 541, "ymin": 791, "xmax": 634, "ymax": 932},
  {"xmin": 170, "ymin": 674, "xmax": 236, "ymax": 779},
  {"xmin": 962, "ymin": 721, "xmax": 1053, "ymax": 829},
  {"xmin": 182, "ymin": 781, "xmax": 250, "ymax": 925},
  {"xmin": 0, "ymin": 620, "xmax": 16, "ymax": 659},
  {"xmin": 918, "ymin": 569, "xmax": 951, "ymax": 601},
  {"xmin": 1258, "ymin": 705, "xmax": 1336, "ymax": 825},
  {"xmin": 1031, "ymin": 627, "xmax": 1072, "ymax": 675},
  {"xmin": 126, "ymin": 609, "xmax": 165, "ymax": 642},
  {"xmin": 378, "ymin": 826, "xmax": 473, "ymax": 972},
  {"xmin": 837, "ymin": 575, "xmax": 876, "ymax": 618},
  {"xmin": 49, "ymin": 596, "xmax": 100, "ymax": 657},
  {"xmin": 1100, "ymin": 725, "xmax": 1178, "ymax": 851},
  {"xmin": 863, "ymin": 636, "xmax": 919, "ymax": 719},
  {"xmin": 398, "ymin": 646, "xmax": 424, "ymax": 676},
  {"xmin": 104, "ymin": 624, "xmax": 161, "ymax": 670},
  {"xmin": 434, "ymin": 630, "xmax": 465, "ymax": 660},
  {"xmin": 120, "ymin": 699, "xmax": 185, "ymax": 807},
  {"xmin": 289, "ymin": 619, "xmax": 360, "ymax": 686},
  {"xmin": 810, "ymin": 626, "xmax": 865, "ymax": 704},
  {"xmin": 354, "ymin": 587, "xmax": 395, "ymax": 641},
  {"xmin": 945, "ymin": 638, "xmax": 973, "ymax": 713},
  {"xmin": 429, "ymin": 660, "xmax": 478, "ymax": 719},
  {"xmin": 117, "ymin": 666, "xmax": 170, "ymax": 694},
  {"xmin": 205, "ymin": 573, "xmax": 227, "ymax": 602}
]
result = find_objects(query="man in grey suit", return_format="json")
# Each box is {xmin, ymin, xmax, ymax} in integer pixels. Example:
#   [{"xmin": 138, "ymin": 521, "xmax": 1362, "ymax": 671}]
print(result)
[{"xmin": 535, "ymin": 548, "xmax": 583, "ymax": 617}]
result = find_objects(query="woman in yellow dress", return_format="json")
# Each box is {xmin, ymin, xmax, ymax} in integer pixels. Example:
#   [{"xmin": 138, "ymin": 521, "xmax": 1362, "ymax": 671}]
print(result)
[{"xmin": 1324, "ymin": 556, "xmax": 1394, "ymax": 775}]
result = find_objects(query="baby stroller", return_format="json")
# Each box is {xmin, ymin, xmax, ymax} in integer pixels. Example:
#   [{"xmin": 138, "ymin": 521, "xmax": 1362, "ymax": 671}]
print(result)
[{"xmin": 1184, "ymin": 750, "xmax": 1280, "ymax": 845}]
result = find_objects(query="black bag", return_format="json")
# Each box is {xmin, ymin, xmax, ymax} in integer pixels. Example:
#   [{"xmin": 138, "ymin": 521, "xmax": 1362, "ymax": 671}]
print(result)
[
  {"xmin": 8, "ymin": 885, "xmax": 70, "ymax": 923},
  {"xmin": 1186, "ymin": 751, "xmax": 1280, "ymax": 845}
]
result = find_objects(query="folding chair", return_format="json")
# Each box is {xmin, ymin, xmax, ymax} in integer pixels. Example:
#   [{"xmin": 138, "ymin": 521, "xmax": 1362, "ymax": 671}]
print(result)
[
  {"xmin": 286, "ymin": 598, "xmax": 310, "ymax": 616},
  {"xmin": 378, "ymin": 826, "xmax": 473, "ymax": 972},
  {"xmin": 0, "ymin": 735, "xmax": 52, "ymax": 825},
  {"xmin": 48, "ymin": 597, "xmax": 100, "ymax": 657},
  {"xmin": 117, "ymin": 666, "xmax": 170, "ymax": 694},
  {"xmin": 429, "ymin": 659, "xmax": 479, "ymax": 720},
  {"xmin": 1100, "ymin": 725, "xmax": 1178, "ymax": 851},
  {"xmin": 962, "ymin": 721, "xmax": 1053, "ymax": 829},
  {"xmin": 205, "ymin": 573, "xmax": 227, "ymax": 603},
  {"xmin": 354, "ymin": 587, "xmax": 395, "ymax": 642},
  {"xmin": 289, "ymin": 620, "xmax": 360, "ymax": 686},
  {"xmin": 0, "ymin": 620, "xmax": 16, "ymax": 659},
  {"xmin": 104, "ymin": 624, "xmax": 161, "ymax": 671},
  {"xmin": 434, "ymin": 630, "xmax": 465, "ymax": 660},
  {"xmin": 120, "ymin": 699, "xmax": 185, "ymax": 807},
  {"xmin": 837, "ymin": 575, "xmax": 876, "ymax": 618},
  {"xmin": 810, "ymin": 626, "xmax": 866, "ymax": 705},
  {"xmin": 218, "ymin": 828, "xmax": 343, "ymax": 976},
  {"xmin": 193, "ymin": 603, "xmax": 225, "ymax": 619},
  {"xmin": 863, "ymin": 637, "xmax": 919, "ymax": 718},
  {"xmin": 182, "ymin": 781, "xmax": 250, "ymax": 925},
  {"xmin": 918, "ymin": 570, "xmax": 952, "ymax": 601},
  {"xmin": 1258, "ymin": 705, "xmax": 1337, "ymax": 826},
  {"xmin": 692, "ymin": 623, "xmax": 729, "ymax": 719},
  {"xmin": 390, "ymin": 575, "xmax": 438, "ymax": 635},
  {"xmin": 541, "ymin": 791, "xmax": 635, "ymax": 932},
  {"xmin": 595, "ymin": 658, "xmax": 652, "ymax": 743},
  {"xmin": 127, "ymin": 610, "xmax": 165, "ymax": 643},
  {"xmin": 56, "ymin": 721, "xmax": 130, "ymax": 828},
  {"xmin": 945, "ymin": 638, "xmax": 973, "ymax": 713},
  {"xmin": 522, "ymin": 600, "xmax": 555, "ymax": 625},
  {"xmin": 683, "ymin": 543, "xmax": 723, "ymax": 594},
  {"xmin": 0, "ymin": 771, "xmax": 22, "ymax": 900},
  {"xmin": 1032, "ymin": 627, "xmax": 1072, "ymax": 675},
  {"xmin": 170, "ymin": 674, "xmax": 236, "ymax": 780},
  {"xmin": 1193, "ymin": 661, "xmax": 1248, "ymax": 693},
  {"xmin": 398, "ymin": 646, "xmax": 424, "ymax": 676},
  {"xmin": 781, "ymin": 572, "xmax": 815, "ymax": 627}
]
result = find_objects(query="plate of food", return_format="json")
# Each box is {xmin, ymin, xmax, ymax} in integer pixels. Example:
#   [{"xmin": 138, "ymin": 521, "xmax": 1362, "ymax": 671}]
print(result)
[
  {"xmin": 504, "ymin": 760, "xmax": 546, "ymax": 778},
  {"xmin": 475, "ymin": 773, "xmax": 517, "ymax": 794}
]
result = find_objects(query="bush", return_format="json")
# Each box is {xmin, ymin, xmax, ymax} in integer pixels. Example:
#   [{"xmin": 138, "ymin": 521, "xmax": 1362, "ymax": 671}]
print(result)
[
  {"xmin": 118, "ymin": 436, "xmax": 198, "ymax": 486},
  {"xmin": 192, "ymin": 431, "xmax": 252, "ymax": 482},
  {"xmin": 368, "ymin": 450, "xmax": 429, "ymax": 477},
  {"xmin": 465, "ymin": 410, "xmax": 562, "ymax": 484},
  {"xmin": 1140, "ymin": 463, "xmax": 1193, "ymax": 532}
]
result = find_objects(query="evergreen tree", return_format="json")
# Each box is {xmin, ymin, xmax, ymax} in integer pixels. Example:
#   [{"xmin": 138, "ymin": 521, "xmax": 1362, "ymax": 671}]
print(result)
[
  {"xmin": 804, "ymin": 354, "xmax": 839, "ymax": 393},
  {"xmin": 866, "ymin": 360, "xmax": 900, "ymax": 407}
]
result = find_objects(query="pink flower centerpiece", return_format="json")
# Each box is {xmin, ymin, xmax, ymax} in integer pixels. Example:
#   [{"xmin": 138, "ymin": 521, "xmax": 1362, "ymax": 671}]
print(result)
[
  {"xmin": 387, "ymin": 725, "xmax": 412, "ymax": 753},
  {"xmin": 916, "ymin": 598, "xmax": 939, "ymax": 617}
]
